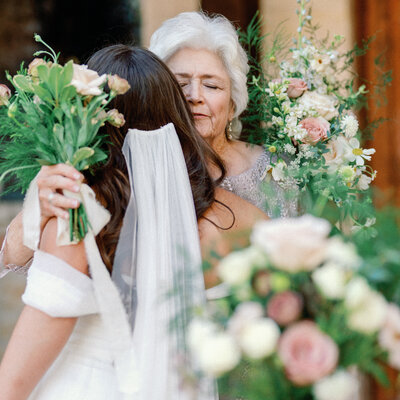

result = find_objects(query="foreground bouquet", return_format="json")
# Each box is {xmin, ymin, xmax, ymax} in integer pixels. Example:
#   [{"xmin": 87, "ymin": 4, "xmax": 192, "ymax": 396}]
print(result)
[
  {"xmin": 187, "ymin": 215, "xmax": 400, "ymax": 400},
  {"xmin": 0, "ymin": 34, "xmax": 130, "ymax": 241},
  {"xmin": 240, "ymin": 0, "xmax": 388, "ymax": 229}
]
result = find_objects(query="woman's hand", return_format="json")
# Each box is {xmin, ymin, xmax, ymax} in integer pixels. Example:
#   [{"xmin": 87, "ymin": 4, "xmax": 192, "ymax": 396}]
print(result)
[{"xmin": 37, "ymin": 164, "xmax": 84, "ymax": 220}]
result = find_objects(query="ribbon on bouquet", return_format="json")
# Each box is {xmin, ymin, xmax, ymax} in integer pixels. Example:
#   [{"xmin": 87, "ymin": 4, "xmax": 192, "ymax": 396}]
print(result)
[{"xmin": 22, "ymin": 176, "xmax": 139, "ymax": 396}]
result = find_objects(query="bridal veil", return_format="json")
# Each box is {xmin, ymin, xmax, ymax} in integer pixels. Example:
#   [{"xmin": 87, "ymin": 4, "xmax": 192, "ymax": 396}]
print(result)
[{"xmin": 113, "ymin": 123, "xmax": 217, "ymax": 399}]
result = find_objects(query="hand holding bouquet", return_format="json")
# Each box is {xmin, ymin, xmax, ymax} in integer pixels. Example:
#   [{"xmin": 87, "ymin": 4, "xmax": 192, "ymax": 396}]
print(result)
[{"xmin": 0, "ymin": 34, "xmax": 130, "ymax": 242}]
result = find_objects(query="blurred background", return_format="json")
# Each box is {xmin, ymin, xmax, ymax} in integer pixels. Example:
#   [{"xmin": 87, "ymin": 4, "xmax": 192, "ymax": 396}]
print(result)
[{"xmin": 0, "ymin": 0, "xmax": 399, "ymax": 380}]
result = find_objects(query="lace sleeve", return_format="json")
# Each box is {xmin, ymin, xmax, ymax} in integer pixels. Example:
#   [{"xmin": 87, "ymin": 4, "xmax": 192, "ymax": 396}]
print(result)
[{"xmin": 0, "ymin": 225, "xmax": 32, "ymax": 278}]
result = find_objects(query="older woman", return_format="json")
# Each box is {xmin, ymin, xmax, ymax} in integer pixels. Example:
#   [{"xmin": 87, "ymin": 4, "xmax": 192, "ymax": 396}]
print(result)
[{"xmin": 150, "ymin": 12, "xmax": 297, "ymax": 218}]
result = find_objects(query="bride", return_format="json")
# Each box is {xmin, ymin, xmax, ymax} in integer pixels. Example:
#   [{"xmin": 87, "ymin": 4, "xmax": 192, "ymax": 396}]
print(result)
[{"xmin": 0, "ymin": 45, "xmax": 266, "ymax": 400}]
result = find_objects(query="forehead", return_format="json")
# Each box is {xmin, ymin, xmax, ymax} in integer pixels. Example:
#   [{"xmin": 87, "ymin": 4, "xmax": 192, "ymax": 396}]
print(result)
[{"xmin": 167, "ymin": 47, "xmax": 230, "ymax": 81}]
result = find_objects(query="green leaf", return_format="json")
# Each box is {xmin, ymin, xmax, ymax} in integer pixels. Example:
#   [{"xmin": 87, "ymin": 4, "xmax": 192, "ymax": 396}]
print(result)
[
  {"xmin": 48, "ymin": 64, "xmax": 63, "ymax": 100},
  {"xmin": 60, "ymin": 60, "xmax": 74, "ymax": 86},
  {"xmin": 36, "ymin": 64, "xmax": 50, "ymax": 83},
  {"xmin": 31, "ymin": 83, "xmax": 53, "ymax": 104},
  {"xmin": 13, "ymin": 75, "xmax": 34, "ymax": 93},
  {"xmin": 71, "ymin": 147, "xmax": 95, "ymax": 167},
  {"xmin": 86, "ymin": 148, "xmax": 107, "ymax": 165},
  {"xmin": 53, "ymin": 123, "xmax": 64, "ymax": 143}
]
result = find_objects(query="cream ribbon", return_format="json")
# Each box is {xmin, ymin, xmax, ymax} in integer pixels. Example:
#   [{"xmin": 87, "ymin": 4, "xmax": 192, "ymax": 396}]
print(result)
[{"xmin": 22, "ymin": 176, "xmax": 139, "ymax": 396}]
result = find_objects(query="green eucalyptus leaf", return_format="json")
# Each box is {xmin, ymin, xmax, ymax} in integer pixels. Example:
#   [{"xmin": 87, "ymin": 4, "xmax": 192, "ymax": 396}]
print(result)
[{"xmin": 71, "ymin": 147, "xmax": 95, "ymax": 167}]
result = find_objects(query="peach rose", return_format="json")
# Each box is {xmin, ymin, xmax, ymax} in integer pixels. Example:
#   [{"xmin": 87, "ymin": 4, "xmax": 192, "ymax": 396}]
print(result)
[
  {"xmin": 300, "ymin": 117, "xmax": 330, "ymax": 145},
  {"xmin": 267, "ymin": 291, "xmax": 303, "ymax": 326},
  {"xmin": 287, "ymin": 78, "xmax": 308, "ymax": 98},
  {"xmin": 278, "ymin": 321, "xmax": 339, "ymax": 386},
  {"xmin": 250, "ymin": 215, "xmax": 331, "ymax": 273},
  {"xmin": 28, "ymin": 58, "xmax": 48, "ymax": 78},
  {"xmin": 71, "ymin": 64, "xmax": 107, "ymax": 96},
  {"xmin": 0, "ymin": 84, "xmax": 11, "ymax": 106},
  {"xmin": 108, "ymin": 74, "xmax": 131, "ymax": 95},
  {"xmin": 107, "ymin": 109, "xmax": 125, "ymax": 127}
]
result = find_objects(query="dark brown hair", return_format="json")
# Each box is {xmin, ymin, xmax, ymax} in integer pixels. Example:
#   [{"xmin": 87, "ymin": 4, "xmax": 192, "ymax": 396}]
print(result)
[{"xmin": 85, "ymin": 45, "xmax": 225, "ymax": 271}]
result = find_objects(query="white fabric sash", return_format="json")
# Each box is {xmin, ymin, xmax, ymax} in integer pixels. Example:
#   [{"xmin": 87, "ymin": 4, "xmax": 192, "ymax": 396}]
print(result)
[{"xmin": 22, "ymin": 177, "xmax": 139, "ymax": 397}]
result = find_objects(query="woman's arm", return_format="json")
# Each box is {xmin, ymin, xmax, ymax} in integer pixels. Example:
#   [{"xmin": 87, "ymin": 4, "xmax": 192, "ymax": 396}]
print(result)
[
  {"xmin": 199, "ymin": 188, "xmax": 268, "ymax": 288},
  {"xmin": 1, "ymin": 164, "xmax": 83, "ymax": 268},
  {"xmin": 0, "ymin": 218, "xmax": 88, "ymax": 400}
]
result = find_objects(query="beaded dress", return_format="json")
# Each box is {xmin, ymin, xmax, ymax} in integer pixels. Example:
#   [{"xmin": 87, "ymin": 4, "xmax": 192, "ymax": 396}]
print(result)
[{"xmin": 220, "ymin": 151, "xmax": 297, "ymax": 218}]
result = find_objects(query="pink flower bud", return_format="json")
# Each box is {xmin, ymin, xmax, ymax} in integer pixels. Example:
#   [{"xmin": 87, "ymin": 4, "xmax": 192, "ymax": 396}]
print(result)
[
  {"xmin": 267, "ymin": 290, "xmax": 303, "ymax": 325},
  {"xmin": 286, "ymin": 78, "xmax": 307, "ymax": 98},
  {"xmin": 108, "ymin": 74, "xmax": 131, "ymax": 95},
  {"xmin": 0, "ymin": 84, "xmax": 11, "ymax": 106}
]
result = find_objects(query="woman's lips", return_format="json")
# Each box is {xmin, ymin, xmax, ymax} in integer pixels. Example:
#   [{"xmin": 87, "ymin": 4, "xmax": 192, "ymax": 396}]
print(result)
[{"xmin": 193, "ymin": 113, "xmax": 208, "ymax": 119}]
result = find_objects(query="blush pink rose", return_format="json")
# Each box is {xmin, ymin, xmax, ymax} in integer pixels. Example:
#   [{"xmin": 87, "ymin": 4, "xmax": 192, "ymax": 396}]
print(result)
[
  {"xmin": 278, "ymin": 321, "xmax": 339, "ymax": 386},
  {"xmin": 287, "ymin": 78, "xmax": 308, "ymax": 98},
  {"xmin": 300, "ymin": 117, "xmax": 330, "ymax": 145},
  {"xmin": 267, "ymin": 291, "xmax": 303, "ymax": 326}
]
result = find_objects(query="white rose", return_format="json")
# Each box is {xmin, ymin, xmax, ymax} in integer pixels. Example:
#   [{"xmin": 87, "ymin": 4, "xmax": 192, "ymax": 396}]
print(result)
[
  {"xmin": 71, "ymin": 64, "xmax": 107, "ymax": 96},
  {"xmin": 313, "ymin": 370, "xmax": 360, "ymax": 400},
  {"xmin": 196, "ymin": 332, "xmax": 241, "ymax": 376},
  {"xmin": 217, "ymin": 250, "xmax": 254, "ymax": 286},
  {"xmin": 299, "ymin": 91, "xmax": 339, "ymax": 121},
  {"xmin": 238, "ymin": 318, "xmax": 280, "ymax": 359},
  {"xmin": 250, "ymin": 215, "xmax": 331, "ymax": 273},
  {"xmin": 345, "ymin": 277, "xmax": 388, "ymax": 334},
  {"xmin": 312, "ymin": 262, "xmax": 348, "ymax": 299},
  {"xmin": 325, "ymin": 237, "xmax": 361, "ymax": 270},
  {"xmin": 323, "ymin": 135, "xmax": 352, "ymax": 172},
  {"xmin": 228, "ymin": 302, "xmax": 264, "ymax": 337},
  {"xmin": 187, "ymin": 318, "xmax": 218, "ymax": 352}
]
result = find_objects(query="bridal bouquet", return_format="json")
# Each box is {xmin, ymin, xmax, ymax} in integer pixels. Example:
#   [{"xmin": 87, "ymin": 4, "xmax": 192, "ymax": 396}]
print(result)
[
  {"xmin": 187, "ymin": 215, "xmax": 400, "ymax": 400},
  {"xmin": 241, "ymin": 0, "xmax": 389, "ymax": 230},
  {"xmin": 0, "ymin": 34, "xmax": 130, "ymax": 241}
]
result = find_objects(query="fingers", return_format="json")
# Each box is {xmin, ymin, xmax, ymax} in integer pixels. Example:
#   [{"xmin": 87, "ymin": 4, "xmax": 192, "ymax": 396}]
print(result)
[
  {"xmin": 37, "ymin": 164, "xmax": 84, "ymax": 220},
  {"xmin": 37, "ymin": 174, "xmax": 81, "ymax": 194},
  {"xmin": 40, "ymin": 164, "xmax": 83, "ymax": 181}
]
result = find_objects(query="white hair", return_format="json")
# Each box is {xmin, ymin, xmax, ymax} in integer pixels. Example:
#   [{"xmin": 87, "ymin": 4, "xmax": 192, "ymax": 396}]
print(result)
[{"xmin": 149, "ymin": 12, "xmax": 249, "ymax": 138}]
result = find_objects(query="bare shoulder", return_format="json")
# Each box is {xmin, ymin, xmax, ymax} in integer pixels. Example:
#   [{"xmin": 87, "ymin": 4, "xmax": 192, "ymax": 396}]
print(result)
[
  {"xmin": 214, "ymin": 187, "xmax": 268, "ymax": 227},
  {"xmin": 40, "ymin": 218, "xmax": 88, "ymax": 275}
]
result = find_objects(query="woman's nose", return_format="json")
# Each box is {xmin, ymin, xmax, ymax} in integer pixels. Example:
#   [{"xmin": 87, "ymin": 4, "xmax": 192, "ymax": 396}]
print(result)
[{"xmin": 185, "ymin": 81, "xmax": 203, "ymax": 104}]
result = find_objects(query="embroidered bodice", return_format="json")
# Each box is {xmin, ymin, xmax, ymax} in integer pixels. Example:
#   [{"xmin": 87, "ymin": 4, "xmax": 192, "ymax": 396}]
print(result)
[{"xmin": 220, "ymin": 151, "xmax": 297, "ymax": 218}]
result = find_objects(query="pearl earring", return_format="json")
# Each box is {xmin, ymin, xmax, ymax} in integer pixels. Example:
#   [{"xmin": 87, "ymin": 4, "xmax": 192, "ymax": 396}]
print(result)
[{"xmin": 226, "ymin": 121, "xmax": 233, "ymax": 140}]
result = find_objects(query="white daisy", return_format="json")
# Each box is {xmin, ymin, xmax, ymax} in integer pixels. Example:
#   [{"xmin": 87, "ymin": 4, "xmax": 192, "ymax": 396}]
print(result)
[{"xmin": 345, "ymin": 138, "xmax": 375, "ymax": 166}]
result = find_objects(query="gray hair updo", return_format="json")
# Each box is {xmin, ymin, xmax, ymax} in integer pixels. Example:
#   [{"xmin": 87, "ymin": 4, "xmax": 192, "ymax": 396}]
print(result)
[{"xmin": 149, "ymin": 12, "xmax": 249, "ymax": 138}]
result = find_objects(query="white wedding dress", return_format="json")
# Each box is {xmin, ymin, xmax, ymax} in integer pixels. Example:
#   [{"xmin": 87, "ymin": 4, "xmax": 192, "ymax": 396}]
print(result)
[{"xmin": 23, "ymin": 251, "xmax": 121, "ymax": 400}]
